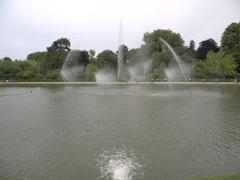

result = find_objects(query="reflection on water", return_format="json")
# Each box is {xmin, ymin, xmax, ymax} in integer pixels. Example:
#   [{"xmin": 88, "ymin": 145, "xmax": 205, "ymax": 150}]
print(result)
[{"xmin": 0, "ymin": 84, "xmax": 240, "ymax": 180}]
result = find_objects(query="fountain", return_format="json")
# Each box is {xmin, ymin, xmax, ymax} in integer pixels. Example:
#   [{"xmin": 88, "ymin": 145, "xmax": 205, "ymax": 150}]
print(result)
[
  {"xmin": 118, "ymin": 20, "xmax": 123, "ymax": 82},
  {"xmin": 94, "ymin": 20, "xmax": 124, "ymax": 83},
  {"xmin": 95, "ymin": 68, "xmax": 116, "ymax": 82},
  {"xmin": 60, "ymin": 33, "xmax": 189, "ymax": 83},
  {"xmin": 159, "ymin": 37, "xmax": 189, "ymax": 81},
  {"xmin": 128, "ymin": 60, "xmax": 152, "ymax": 82},
  {"xmin": 60, "ymin": 50, "xmax": 84, "ymax": 82}
]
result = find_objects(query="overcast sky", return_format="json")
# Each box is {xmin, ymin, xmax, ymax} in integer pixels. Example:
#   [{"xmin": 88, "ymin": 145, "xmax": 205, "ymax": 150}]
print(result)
[{"xmin": 0, "ymin": 0, "xmax": 239, "ymax": 60}]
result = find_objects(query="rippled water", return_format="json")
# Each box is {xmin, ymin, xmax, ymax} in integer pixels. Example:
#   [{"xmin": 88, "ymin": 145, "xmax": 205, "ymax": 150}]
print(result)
[{"xmin": 0, "ymin": 84, "xmax": 240, "ymax": 180}]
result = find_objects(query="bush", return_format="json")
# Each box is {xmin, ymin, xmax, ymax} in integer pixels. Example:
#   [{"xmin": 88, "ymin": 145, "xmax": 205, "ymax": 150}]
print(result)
[
  {"xmin": 194, "ymin": 51, "xmax": 237, "ymax": 79},
  {"xmin": 45, "ymin": 70, "xmax": 60, "ymax": 80}
]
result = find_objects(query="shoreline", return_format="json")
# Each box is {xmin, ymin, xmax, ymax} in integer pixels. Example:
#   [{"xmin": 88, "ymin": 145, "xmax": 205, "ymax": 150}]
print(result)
[{"xmin": 0, "ymin": 81, "xmax": 239, "ymax": 85}]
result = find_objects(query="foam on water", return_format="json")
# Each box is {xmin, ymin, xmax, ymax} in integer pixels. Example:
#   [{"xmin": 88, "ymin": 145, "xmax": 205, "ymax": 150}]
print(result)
[{"xmin": 96, "ymin": 148, "xmax": 142, "ymax": 180}]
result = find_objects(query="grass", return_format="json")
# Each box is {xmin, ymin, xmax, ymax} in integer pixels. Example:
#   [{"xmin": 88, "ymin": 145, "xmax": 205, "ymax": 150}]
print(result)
[{"xmin": 192, "ymin": 172, "xmax": 240, "ymax": 180}]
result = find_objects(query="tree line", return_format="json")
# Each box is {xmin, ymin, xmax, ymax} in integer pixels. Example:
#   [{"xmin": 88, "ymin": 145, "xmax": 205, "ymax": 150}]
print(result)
[{"xmin": 0, "ymin": 22, "xmax": 239, "ymax": 81}]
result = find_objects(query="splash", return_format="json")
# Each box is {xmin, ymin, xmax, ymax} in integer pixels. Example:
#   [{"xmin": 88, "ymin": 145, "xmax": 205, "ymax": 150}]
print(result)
[
  {"xmin": 128, "ymin": 61, "xmax": 152, "ymax": 82},
  {"xmin": 96, "ymin": 148, "xmax": 142, "ymax": 180},
  {"xmin": 95, "ymin": 68, "xmax": 116, "ymax": 82},
  {"xmin": 164, "ymin": 67, "xmax": 182, "ymax": 82}
]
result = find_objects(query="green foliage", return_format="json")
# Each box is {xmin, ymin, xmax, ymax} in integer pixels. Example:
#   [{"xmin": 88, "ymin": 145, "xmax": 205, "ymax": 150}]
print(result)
[
  {"xmin": 66, "ymin": 50, "xmax": 90, "ymax": 68},
  {"xmin": 141, "ymin": 29, "xmax": 186, "ymax": 78},
  {"xmin": 79, "ymin": 50, "xmax": 90, "ymax": 67},
  {"xmin": 221, "ymin": 22, "xmax": 240, "ymax": 71},
  {"xmin": 89, "ymin": 49, "xmax": 96, "ymax": 62},
  {"xmin": 27, "ymin": 51, "xmax": 47, "ymax": 61},
  {"xmin": 46, "ymin": 38, "xmax": 71, "ymax": 69},
  {"xmin": 195, "ymin": 60, "xmax": 208, "ymax": 78},
  {"xmin": 151, "ymin": 51, "xmax": 170, "ymax": 66},
  {"xmin": 86, "ymin": 63, "xmax": 98, "ymax": 81},
  {"xmin": 189, "ymin": 40, "xmax": 195, "ymax": 51},
  {"xmin": 196, "ymin": 38, "xmax": 220, "ymax": 60},
  {"xmin": 149, "ymin": 63, "xmax": 166, "ymax": 80},
  {"xmin": 1, "ymin": 24, "xmax": 239, "ymax": 81},
  {"xmin": 3, "ymin": 57, "xmax": 12, "ymax": 62},
  {"xmin": 97, "ymin": 50, "xmax": 117, "ymax": 69},
  {"xmin": 193, "ymin": 172, "xmax": 240, "ymax": 180},
  {"xmin": 44, "ymin": 69, "xmax": 60, "ymax": 80},
  {"xmin": 143, "ymin": 29, "xmax": 184, "ymax": 51},
  {"xmin": 195, "ymin": 51, "xmax": 237, "ymax": 79},
  {"xmin": 0, "ymin": 59, "xmax": 45, "ymax": 80}
]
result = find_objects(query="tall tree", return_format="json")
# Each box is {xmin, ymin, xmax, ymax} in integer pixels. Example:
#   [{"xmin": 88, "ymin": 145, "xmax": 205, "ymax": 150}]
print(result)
[
  {"xmin": 221, "ymin": 22, "xmax": 240, "ymax": 72},
  {"xmin": 89, "ymin": 49, "xmax": 96, "ymax": 62},
  {"xmin": 46, "ymin": 38, "xmax": 71, "ymax": 69},
  {"xmin": 142, "ymin": 29, "xmax": 185, "ymax": 69},
  {"xmin": 189, "ymin": 40, "xmax": 195, "ymax": 51},
  {"xmin": 79, "ymin": 50, "xmax": 90, "ymax": 67},
  {"xmin": 143, "ymin": 29, "xmax": 184, "ymax": 53},
  {"xmin": 196, "ymin": 38, "xmax": 220, "ymax": 60},
  {"xmin": 64, "ymin": 50, "xmax": 90, "ymax": 68},
  {"xmin": 3, "ymin": 57, "xmax": 12, "ymax": 63}
]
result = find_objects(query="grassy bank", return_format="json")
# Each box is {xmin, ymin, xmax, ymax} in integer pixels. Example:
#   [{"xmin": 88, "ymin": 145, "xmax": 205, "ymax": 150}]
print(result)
[{"xmin": 193, "ymin": 172, "xmax": 240, "ymax": 180}]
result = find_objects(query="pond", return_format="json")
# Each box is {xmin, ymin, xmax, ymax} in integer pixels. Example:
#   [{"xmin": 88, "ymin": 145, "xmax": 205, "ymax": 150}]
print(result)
[{"xmin": 0, "ymin": 84, "xmax": 240, "ymax": 180}]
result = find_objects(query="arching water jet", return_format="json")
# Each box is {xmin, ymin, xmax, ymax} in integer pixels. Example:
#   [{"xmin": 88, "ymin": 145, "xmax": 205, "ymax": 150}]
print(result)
[{"xmin": 159, "ymin": 37, "xmax": 188, "ymax": 81}]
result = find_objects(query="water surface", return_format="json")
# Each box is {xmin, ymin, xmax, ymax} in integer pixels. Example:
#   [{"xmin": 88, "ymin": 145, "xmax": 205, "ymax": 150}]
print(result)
[{"xmin": 0, "ymin": 84, "xmax": 240, "ymax": 179}]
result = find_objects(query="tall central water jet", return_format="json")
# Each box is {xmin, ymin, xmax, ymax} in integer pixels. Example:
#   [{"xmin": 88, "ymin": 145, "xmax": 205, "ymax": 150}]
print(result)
[
  {"xmin": 118, "ymin": 20, "xmax": 123, "ymax": 82},
  {"xmin": 159, "ymin": 37, "xmax": 187, "ymax": 81}
]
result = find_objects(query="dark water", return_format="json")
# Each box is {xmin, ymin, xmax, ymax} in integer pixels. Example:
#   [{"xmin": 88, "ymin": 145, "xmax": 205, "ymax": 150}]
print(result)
[{"xmin": 0, "ymin": 84, "xmax": 240, "ymax": 180}]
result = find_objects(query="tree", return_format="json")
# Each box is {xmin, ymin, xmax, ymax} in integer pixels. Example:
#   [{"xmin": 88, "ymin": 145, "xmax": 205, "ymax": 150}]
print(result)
[
  {"xmin": 79, "ymin": 50, "xmax": 90, "ymax": 67},
  {"xmin": 64, "ymin": 50, "xmax": 90, "ymax": 69},
  {"xmin": 27, "ymin": 51, "xmax": 47, "ymax": 62},
  {"xmin": 143, "ymin": 29, "xmax": 184, "ymax": 54},
  {"xmin": 221, "ymin": 22, "xmax": 240, "ymax": 71},
  {"xmin": 46, "ymin": 38, "xmax": 71, "ymax": 69},
  {"xmin": 150, "ymin": 63, "xmax": 166, "ymax": 80},
  {"xmin": 97, "ymin": 50, "xmax": 117, "ymax": 69},
  {"xmin": 195, "ymin": 51, "xmax": 237, "ymax": 79},
  {"xmin": 47, "ymin": 38, "xmax": 71, "ymax": 52},
  {"xmin": 86, "ymin": 63, "xmax": 98, "ymax": 81},
  {"xmin": 196, "ymin": 38, "xmax": 220, "ymax": 60},
  {"xmin": 189, "ymin": 40, "xmax": 195, "ymax": 52},
  {"xmin": 45, "ymin": 70, "xmax": 60, "ymax": 80},
  {"xmin": 89, "ymin": 49, "xmax": 96, "ymax": 62},
  {"xmin": 3, "ymin": 57, "xmax": 12, "ymax": 63},
  {"xmin": 142, "ymin": 29, "xmax": 185, "ymax": 75}
]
